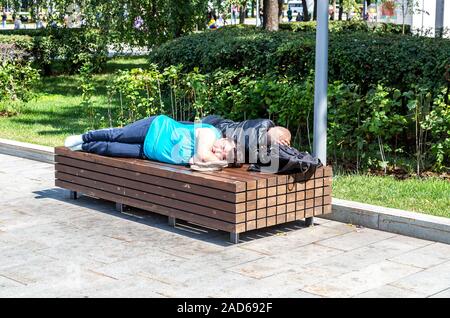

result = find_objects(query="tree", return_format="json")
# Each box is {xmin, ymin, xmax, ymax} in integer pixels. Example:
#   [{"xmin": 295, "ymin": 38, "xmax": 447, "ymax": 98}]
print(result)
[
  {"xmin": 263, "ymin": 0, "xmax": 279, "ymax": 31},
  {"xmin": 341, "ymin": 0, "xmax": 359, "ymax": 20},
  {"xmin": 302, "ymin": 0, "xmax": 310, "ymax": 21},
  {"xmin": 226, "ymin": 0, "xmax": 248, "ymax": 24},
  {"xmin": 39, "ymin": 0, "xmax": 210, "ymax": 47},
  {"xmin": 313, "ymin": 0, "xmax": 317, "ymax": 20},
  {"xmin": 398, "ymin": 0, "xmax": 418, "ymax": 34},
  {"xmin": 239, "ymin": 2, "xmax": 247, "ymax": 23},
  {"xmin": 332, "ymin": 0, "xmax": 337, "ymax": 20},
  {"xmin": 278, "ymin": 0, "xmax": 283, "ymax": 23},
  {"xmin": 379, "ymin": 0, "xmax": 418, "ymax": 34}
]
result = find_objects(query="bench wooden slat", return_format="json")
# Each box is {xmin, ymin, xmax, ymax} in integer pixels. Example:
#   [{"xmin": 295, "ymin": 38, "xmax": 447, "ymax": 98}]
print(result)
[
  {"xmin": 56, "ymin": 172, "xmax": 242, "ymax": 223},
  {"xmin": 55, "ymin": 147, "xmax": 245, "ymax": 192},
  {"xmin": 55, "ymin": 158, "xmax": 245, "ymax": 204},
  {"xmin": 58, "ymin": 146, "xmax": 282, "ymax": 189},
  {"xmin": 55, "ymin": 165, "xmax": 244, "ymax": 213},
  {"xmin": 146, "ymin": 158, "xmax": 265, "ymax": 183},
  {"xmin": 204, "ymin": 168, "xmax": 273, "ymax": 190},
  {"xmin": 56, "ymin": 179, "xmax": 247, "ymax": 232}
]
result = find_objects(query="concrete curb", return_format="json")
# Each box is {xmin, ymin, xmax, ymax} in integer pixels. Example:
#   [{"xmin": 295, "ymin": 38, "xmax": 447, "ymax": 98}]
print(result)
[
  {"xmin": 1, "ymin": 138, "xmax": 449, "ymax": 244},
  {"xmin": 324, "ymin": 198, "xmax": 450, "ymax": 245},
  {"xmin": 0, "ymin": 138, "xmax": 54, "ymax": 164}
]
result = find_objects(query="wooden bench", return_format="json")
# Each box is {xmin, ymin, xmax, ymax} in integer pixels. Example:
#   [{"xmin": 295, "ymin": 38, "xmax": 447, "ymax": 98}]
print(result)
[{"xmin": 54, "ymin": 146, "xmax": 332, "ymax": 243}]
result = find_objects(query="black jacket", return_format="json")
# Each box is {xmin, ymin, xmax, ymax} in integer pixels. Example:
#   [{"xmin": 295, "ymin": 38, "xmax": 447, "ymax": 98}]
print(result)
[{"xmin": 201, "ymin": 115, "xmax": 275, "ymax": 164}]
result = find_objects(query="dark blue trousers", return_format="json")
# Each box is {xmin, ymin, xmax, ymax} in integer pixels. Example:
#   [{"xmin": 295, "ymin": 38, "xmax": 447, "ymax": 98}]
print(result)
[{"xmin": 82, "ymin": 116, "xmax": 156, "ymax": 158}]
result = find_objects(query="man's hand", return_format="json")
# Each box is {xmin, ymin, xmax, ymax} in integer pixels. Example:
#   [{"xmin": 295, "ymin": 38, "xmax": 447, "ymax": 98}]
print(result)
[{"xmin": 278, "ymin": 138, "xmax": 290, "ymax": 147}]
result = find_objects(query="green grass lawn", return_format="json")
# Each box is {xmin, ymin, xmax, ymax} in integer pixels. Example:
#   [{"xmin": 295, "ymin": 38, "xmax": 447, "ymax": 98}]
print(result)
[
  {"xmin": 333, "ymin": 175, "xmax": 450, "ymax": 218},
  {"xmin": 0, "ymin": 56, "xmax": 149, "ymax": 147},
  {"xmin": 0, "ymin": 55, "xmax": 448, "ymax": 218}
]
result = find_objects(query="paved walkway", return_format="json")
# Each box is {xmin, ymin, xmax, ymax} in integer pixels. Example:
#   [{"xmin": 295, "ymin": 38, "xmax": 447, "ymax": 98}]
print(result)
[{"xmin": 1, "ymin": 153, "xmax": 449, "ymax": 298}]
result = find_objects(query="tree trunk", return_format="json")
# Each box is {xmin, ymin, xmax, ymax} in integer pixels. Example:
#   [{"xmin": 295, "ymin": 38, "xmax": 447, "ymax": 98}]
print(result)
[
  {"xmin": 302, "ymin": 0, "xmax": 310, "ymax": 21},
  {"xmin": 278, "ymin": 0, "xmax": 283, "ymax": 23},
  {"xmin": 251, "ymin": 0, "xmax": 255, "ymax": 18},
  {"xmin": 332, "ymin": 0, "xmax": 337, "ymax": 20},
  {"xmin": 263, "ymin": 0, "xmax": 279, "ymax": 31},
  {"xmin": 338, "ymin": 0, "xmax": 343, "ymax": 20},
  {"xmin": 313, "ymin": 0, "xmax": 317, "ymax": 20},
  {"xmin": 239, "ymin": 5, "xmax": 246, "ymax": 24}
]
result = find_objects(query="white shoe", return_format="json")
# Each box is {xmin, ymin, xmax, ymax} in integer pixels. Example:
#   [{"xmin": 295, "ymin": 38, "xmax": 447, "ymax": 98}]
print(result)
[
  {"xmin": 69, "ymin": 144, "xmax": 83, "ymax": 151},
  {"xmin": 65, "ymin": 135, "xmax": 84, "ymax": 148}
]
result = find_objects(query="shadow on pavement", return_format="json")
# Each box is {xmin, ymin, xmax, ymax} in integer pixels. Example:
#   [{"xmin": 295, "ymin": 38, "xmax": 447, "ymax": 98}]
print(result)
[{"xmin": 33, "ymin": 187, "xmax": 312, "ymax": 246}]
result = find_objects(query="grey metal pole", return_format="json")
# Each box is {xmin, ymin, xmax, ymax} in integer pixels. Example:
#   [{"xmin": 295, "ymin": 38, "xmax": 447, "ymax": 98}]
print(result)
[
  {"xmin": 435, "ymin": 0, "xmax": 445, "ymax": 37},
  {"xmin": 313, "ymin": 0, "xmax": 329, "ymax": 165}
]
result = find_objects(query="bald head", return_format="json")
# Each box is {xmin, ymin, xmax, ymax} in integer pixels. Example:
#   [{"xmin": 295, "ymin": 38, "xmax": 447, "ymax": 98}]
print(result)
[{"xmin": 267, "ymin": 126, "xmax": 291, "ymax": 146}]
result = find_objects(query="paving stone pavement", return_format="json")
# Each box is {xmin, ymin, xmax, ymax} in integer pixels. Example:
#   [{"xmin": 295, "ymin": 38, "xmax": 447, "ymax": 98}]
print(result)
[{"xmin": 0, "ymin": 153, "xmax": 449, "ymax": 298}]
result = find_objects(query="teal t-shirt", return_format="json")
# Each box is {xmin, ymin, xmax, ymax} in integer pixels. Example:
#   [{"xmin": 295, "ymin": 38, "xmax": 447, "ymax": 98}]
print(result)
[{"xmin": 143, "ymin": 115, "xmax": 222, "ymax": 165}]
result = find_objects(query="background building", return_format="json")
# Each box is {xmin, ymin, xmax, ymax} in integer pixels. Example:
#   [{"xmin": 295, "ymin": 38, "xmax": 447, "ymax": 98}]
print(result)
[{"xmin": 375, "ymin": 0, "xmax": 449, "ymax": 37}]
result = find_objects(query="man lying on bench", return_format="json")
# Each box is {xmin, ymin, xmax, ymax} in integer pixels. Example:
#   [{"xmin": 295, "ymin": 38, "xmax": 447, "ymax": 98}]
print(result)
[
  {"xmin": 199, "ymin": 115, "xmax": 292, "ymax": 164},
  {"xmin": 64, "ymin": 115, "xmax": 236, "ymax": 166}
]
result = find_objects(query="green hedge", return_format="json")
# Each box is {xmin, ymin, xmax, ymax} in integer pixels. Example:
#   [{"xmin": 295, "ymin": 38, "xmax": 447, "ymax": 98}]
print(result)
[
  {"xmin": 150, "ymin": 28, "xmax": 302, "ymax": 75},
  {"xmin": 0, "ymin": 29, "xmax": 49, "ymax": 36},
  {"xmin": 0, "ymin": 28, "xmax": 108, "ymax": 74},
  {"xmin": 106, "ymin": 64, "xmax": 449, "ymax": 172},
  {"xmin": 279, "ymin": 20, "xmax": 411, "ymax": 34},
  {"xmin": 150, "ymin": 27, "xmax": 449, "ymax": 93},
  {"xmin": 0, "ymin": 59, "xmax": 40, "ymax": 115},
  {"xmin": 147, "ymin": 27, "xmax": 450, "ymax": 172},
  {"xmin": 0, "ymin": 34, "xmax": 34, "ymax": 61},
  {"xmin": 0, "ymin": 34, "xmax": 34, "ymax": 48}
]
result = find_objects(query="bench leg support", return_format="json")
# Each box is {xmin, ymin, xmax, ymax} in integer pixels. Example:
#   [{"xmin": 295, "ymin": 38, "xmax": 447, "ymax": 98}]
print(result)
[
  {"xmin": 168, "ymin": 216, "xmax": 176, "ymax": 227},
  {"xmin": 305, "ymin": 217, "xmax": 314, "ymax": 227},
  {"xmin": 230, "ymin": 232, "xmax": 239, "ymax": 244},
  {"xmin": 115, "ymin": 202, "xmax": 125, "ymax": 213},
  {"xmin": 68, "ymin": 190, "xmax": 78, "ymax": 200}
]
